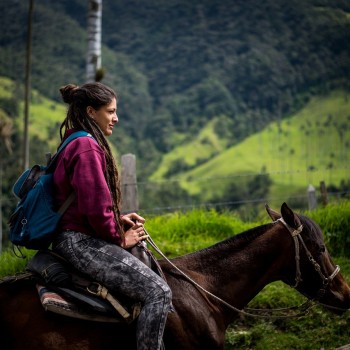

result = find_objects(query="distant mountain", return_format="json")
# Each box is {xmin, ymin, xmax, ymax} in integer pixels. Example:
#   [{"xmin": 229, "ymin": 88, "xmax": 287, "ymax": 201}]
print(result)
[{"xmin": 1, "ymin": 0, "xmax": 350, "ymax": 180}]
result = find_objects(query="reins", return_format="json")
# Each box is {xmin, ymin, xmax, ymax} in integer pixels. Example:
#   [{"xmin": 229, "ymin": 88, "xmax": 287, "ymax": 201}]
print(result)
[
  {"xmin": 245, "ymin": 217, "xmax": 345, "ymax": 314},
  {"xmin": 277, "ymin": 217, "xmax": 341, "ymax": 295},
  {"xmin": 145, "ymin": 229, "xmax": 314, "ymax": 319},
  {"xmin": 145, "ymin": 217, "xmax": 347, "ymax": 318}
]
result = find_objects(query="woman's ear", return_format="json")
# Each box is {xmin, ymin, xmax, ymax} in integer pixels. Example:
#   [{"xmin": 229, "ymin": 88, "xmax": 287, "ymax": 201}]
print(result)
[{"xmin": 86, "ymin": 106, "xmax": 95, "ymax": 118}]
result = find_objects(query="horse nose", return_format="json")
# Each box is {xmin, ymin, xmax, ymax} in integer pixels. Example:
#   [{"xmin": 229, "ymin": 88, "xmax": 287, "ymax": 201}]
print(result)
[
  {"xmin": 331, "ymin": 290, "xmax": 347, "ymax": 303},
  {"xmin": 329, "ymin": 279, "xmax": 350, "ymax": 312}
]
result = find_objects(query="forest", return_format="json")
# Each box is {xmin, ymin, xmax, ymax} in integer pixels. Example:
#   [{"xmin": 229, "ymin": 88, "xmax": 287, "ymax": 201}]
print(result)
[
  {"xmin": 0, "ymin": 0, "xmax": 350, "ymax": 225},
  {"xmin": 0, "ymin": 3, "xmax": 350, "ymax": 348}
]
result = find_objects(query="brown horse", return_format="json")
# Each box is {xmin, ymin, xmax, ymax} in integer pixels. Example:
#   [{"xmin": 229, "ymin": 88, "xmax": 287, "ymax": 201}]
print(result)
[{"xmin": 0, "ymin": 203, "xmax": 349, "ymax": 349}]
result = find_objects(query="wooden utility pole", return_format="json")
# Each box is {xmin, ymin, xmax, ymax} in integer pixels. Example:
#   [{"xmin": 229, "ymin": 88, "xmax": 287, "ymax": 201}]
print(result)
[
  {"xmin": 23, "ymin": 0, "xmax": 34, "ymax": 170},
  {"xmin": 86, "ymin": 0, "xmax": 102, "ymax": 82}
]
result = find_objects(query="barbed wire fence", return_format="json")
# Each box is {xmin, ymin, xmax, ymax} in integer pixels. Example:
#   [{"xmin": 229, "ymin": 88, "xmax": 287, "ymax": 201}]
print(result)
[
  {"xmin": 2, "ymin": 156, "xmax": 349, "ymax": 216},
  {"xmin": 121, "ymin": 154, "xmax": 350, "ymax": 218}
]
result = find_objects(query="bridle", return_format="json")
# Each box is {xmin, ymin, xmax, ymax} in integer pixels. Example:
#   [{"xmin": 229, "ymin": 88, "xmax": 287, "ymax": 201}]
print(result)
[
  {"xmin": 277, "ymin": 217, "xmax": 340, "ymax": 299},
  {"xmin": 145, "ymin": 217, "xmax": 345, "ymax": 318}
]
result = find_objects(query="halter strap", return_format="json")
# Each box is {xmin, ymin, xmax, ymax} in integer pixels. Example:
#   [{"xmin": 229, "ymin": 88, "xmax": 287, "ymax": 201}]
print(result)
[
  {"xmin": 277, "ymin": 218, "xmax": 303, "ymax": 287},
  {"xmin": 277, "ymin": 217, "xmax": 340, "ymax": 291},
  {"xmin": 277, "ymin": 217, "xmax": 303, "ymax": 237}
]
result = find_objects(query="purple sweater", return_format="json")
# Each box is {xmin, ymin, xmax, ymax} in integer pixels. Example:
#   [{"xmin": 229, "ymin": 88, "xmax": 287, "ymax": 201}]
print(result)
[{"xmin": 53, "ymin": 129, "xmax": 122, "ymax": 245}]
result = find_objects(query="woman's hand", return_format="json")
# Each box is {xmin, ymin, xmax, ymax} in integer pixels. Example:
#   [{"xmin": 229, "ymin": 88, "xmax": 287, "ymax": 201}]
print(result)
[
  {"xmin": 121, "ymin": 213, "xmax": 145, "ymax": 228},
  {"xmin": 120, "ymin": 221, "xmax": 149, "ymax": 249}
]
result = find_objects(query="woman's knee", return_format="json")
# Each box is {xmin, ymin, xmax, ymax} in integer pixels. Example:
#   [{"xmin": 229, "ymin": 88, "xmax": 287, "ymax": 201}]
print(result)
[
  {"xmin": 163, "ymin": 282, "xmax": 172, "ymax": 303},
  {"xmin": 147, "ymin": 279, "xmax": 172, "ymax": 304}
]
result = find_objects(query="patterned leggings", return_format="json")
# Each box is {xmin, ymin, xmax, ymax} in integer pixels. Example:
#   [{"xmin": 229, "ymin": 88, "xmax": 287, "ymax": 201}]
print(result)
[{"xmin": 53, "ymin": 231, "xmax": 172, "ymax": 350}]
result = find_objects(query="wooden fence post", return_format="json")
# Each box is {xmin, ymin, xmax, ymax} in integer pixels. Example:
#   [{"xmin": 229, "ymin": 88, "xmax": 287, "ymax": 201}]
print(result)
[
  {"xmin": 320, "ymin": 181, "xmax": 328, "ymax": 207},
  {"xmin": 307, "ymin": 184, "xmax": 317, "ymax": 210},
  {"xmin": 121, "ymin": 154, "xmax": 139, "ymax": 214}
]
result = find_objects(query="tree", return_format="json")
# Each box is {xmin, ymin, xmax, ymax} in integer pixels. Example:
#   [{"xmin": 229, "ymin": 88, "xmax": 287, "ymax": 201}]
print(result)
[
  {"xmin": 23, "ymin": 0, "xmax": 34, "ymax": 170},
  {"xmin": 86, "ymin": 0, "xmax": 103, "ymax": 82}
]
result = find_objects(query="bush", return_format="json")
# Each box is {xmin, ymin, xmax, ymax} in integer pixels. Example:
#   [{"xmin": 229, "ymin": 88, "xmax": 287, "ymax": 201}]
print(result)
[{"xmin": 305, "ymin": 200, "xmax": 350, "ymax": 256}]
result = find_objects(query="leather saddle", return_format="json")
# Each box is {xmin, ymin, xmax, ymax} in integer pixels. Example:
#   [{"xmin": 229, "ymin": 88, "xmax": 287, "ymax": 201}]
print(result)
[{"xmin": 26, "ymin": 243, "xmax": 165, "ymax": 324}]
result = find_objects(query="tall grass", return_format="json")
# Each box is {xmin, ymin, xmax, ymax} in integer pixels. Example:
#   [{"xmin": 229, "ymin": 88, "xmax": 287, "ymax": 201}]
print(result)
[
  {"xmin": 145, "ymin": 208, "xmax": 257, "ymax": 256},
  {"xmin": 1, "ymin": 202, "xmax": 349, "ymax": 349},
  {"xmin": 224, "ymin": 201, "xmax": 350, "ymax": 350},
  {"xmin": 0, "ymin": 249, "xmax": 35, "ymax": 278},
  {"xmin": 306, "ymin": 200, "xmax": 350, "ymax": 256}
]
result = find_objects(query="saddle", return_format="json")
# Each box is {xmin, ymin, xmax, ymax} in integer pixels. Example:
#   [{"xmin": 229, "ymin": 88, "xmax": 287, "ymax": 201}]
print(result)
[{"xmin": 26, "ymin": 243, "xmax": 165, "ymax": 324}]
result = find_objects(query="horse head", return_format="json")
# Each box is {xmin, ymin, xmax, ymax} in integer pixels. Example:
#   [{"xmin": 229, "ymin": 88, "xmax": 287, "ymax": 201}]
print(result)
[{"xmin": 266, "ymin": 202, "xmax": 350, "ymax": 314}]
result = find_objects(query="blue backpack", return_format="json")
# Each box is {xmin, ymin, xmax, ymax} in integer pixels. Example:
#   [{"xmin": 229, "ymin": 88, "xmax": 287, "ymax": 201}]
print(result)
[{"xmin": 8, "ymin": 131, "xmax": 92, "ymax": 250}]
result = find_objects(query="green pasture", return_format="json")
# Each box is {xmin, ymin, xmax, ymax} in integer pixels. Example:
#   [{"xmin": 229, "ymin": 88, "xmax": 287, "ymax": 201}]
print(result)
[
  {"xmin": 0, "ymin": 76, "xmax": 63, "ymax": 154},
  {"xmin": 1, "ymin": 202, "xmax": 349, "ymax": 349},
  {"xmin": 24, "ymin": 90, "xmax": 66, "ymax": 151},
  {"xmin": 150, "ymin": 90, "xmax": 350, "ymax": 204}
]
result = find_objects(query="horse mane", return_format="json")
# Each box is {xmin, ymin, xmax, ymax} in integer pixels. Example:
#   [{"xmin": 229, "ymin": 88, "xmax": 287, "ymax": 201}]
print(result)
[
  {"xmin": 217, "ymin": 213, "xmax": 322, "ymax": 251},
  {"xmin": 182, "ymin": 222, "xmax": 275, "ymax": 261},
  {"xmin": 298, "ymin": 213, "xmax": 324, "ymax": 244},
  {"xmin": 207, "ymin": 222, "xmax": 274, "ymax": 251}
]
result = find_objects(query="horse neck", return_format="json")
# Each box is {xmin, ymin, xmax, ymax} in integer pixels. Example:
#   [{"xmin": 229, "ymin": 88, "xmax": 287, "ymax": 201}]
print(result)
[{"xmin": 174, "ymin": 223, "xmax": 294, "ymax": 310}]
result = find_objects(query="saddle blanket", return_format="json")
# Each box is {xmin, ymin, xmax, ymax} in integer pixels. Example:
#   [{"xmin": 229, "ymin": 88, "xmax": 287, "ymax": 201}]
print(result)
[{"xmin": 36, "ymin": 284, "xmax": 119, "ymax": 323}]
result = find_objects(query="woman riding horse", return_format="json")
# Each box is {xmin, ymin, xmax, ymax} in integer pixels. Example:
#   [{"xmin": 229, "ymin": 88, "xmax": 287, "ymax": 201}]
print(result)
[{"xmin": 0, "ymin": 203, "xmax": 349, "ymax": 349}]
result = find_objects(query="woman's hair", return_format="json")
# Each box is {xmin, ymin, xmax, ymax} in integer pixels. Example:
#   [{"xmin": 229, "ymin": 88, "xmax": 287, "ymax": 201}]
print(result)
[{"xmin": 59, "ymin": 82, "xmax": 124, "ymax": 236}]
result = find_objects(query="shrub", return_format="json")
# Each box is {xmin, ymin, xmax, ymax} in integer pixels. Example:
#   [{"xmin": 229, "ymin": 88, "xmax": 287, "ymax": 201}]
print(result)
[{"xmin": 305, "ymin": 200, "xmax": 350, "ymax": 256}]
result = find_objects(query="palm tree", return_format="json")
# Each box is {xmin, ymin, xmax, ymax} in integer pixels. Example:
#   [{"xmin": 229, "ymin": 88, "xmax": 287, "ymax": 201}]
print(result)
[
  {"xmin": 23, "ymin": 0, "xmax": 34, "ymax": 171},
  {"xmin": 86, "ymin": 0, "xmax": 103, "ymax": 82}
]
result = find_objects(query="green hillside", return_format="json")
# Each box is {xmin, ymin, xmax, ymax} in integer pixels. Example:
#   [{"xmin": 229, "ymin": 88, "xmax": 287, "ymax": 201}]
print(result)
[
  {"xmin": 0, "ymin": 76, "xmax": 118, "ymax": 161},
  {"xmin": 151, "ymin": 90, "xmax": 350, "ymax": 206},
  {"xmin": 1, "ymin": 0, "xmax": 350, "ymax": 178},
  {"xmin": 1, "ymin": 0, "xmax": 350, "ymax": 220},
  {"xmin": 0, "ymin": 76, "xmax": 67, "ymax": 160},
  {"xmin": 21, "ymin": 89, "xmax": 66, "ymax": 152},
  {"xmin": 1, "ymin": 74, "xmax": 349, "ymax": 215}
]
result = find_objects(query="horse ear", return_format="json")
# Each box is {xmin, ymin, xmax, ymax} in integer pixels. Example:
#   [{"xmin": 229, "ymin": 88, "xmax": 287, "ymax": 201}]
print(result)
[
  {"xmin": 280, "ymin": 202, "xmax": 302, "ymax": 228},
  {"xmin": 265, "ymin": 203, "xmax": 281, "ymax": 221}
]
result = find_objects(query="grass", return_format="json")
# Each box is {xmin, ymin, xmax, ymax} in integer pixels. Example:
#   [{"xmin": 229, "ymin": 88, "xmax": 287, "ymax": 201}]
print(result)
[
  {"xmin": 0, "ymin": 203, "xmax": 349, "ymax": 349},
  {"xmin": 133, "ymin": 202, "xmax": 350, "ymax": 350},
  {"xmin": 0, "ymin": 248, "xmax": 35, "ymax": 278},
  {"xmin": 306, "ymin": 201, "xmax": 350, "ymax": 256},
  {"xmin": 144, "ymin": 208, "xmax": 256, "ymax": 256},
  {"xmin": 225, "ymin": 266, "xmax": 350, "ymax": 349},
  {"xmin": 150, "ymin": 90, "xmax": 350, "ymax": 204},
  {"xmin": 1, "ymin": 79, "xmax": 349, "ymax": 348},
  {"xmin": 150, "ymin": 117, "xmax": 230, "ymax": 179}
]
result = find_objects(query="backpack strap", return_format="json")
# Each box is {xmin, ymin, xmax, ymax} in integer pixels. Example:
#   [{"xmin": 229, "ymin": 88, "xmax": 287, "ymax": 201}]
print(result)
[
  {"xmin": 53, "ymin": 131, "xmax": 94, "ymax": 214},
  {"xmin": 58, "ymin": 192, "xmax": 76, "ymax": 215},
  {"xmin": 47, "ymin": 131, "xmax": 94, "ymax": 170},
  {"xmin": 59, "ymin": 131, "xmax": 94, "ymax": 152}
]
